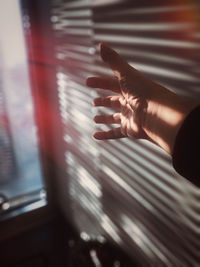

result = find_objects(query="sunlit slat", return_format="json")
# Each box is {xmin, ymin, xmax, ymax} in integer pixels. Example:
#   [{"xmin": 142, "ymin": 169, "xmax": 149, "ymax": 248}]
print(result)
[
  {"xmin": 94, "ymin": 22, "xmax": 193, "ymax": 31},
  {"xmin": 95, "ymin": 34, "xmax": 199, "ymax": 48},
  {"xmin": 53, "ymin": 9, "xmax": 91, "ymax": 18},
  {"xmin": 130, "ymin": 62, "xmax": 199, "ymax": 82}
]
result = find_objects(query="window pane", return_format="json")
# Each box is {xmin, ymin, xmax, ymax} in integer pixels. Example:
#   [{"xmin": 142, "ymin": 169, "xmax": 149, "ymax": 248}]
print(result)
[{"xmin": 0, "ymin": 0, "xmax": 45, "ymax": 215}]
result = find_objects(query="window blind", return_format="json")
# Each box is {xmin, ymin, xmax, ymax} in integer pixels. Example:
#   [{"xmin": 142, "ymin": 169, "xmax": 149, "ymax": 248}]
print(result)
[
  {"xmin": 51, "ymin": 0, "xmax": 200, "ymax": 266},
  {"xmin": 0, "ymin": 89, "xmax": 16, "ymax": 185}
]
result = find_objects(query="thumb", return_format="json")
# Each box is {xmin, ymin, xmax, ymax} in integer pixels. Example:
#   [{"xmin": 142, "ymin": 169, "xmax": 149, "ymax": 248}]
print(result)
[{"xmin": 100, "ymin": 43, "xmax": 130, "ymax": 79}]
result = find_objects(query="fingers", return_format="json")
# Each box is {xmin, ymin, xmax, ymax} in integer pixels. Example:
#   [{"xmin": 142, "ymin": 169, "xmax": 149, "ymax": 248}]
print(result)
[
  {"xmin": 94, "ymin": 113, "xmax": 121, "ymax": 124},
  {"xmin": 100, "ymin": 43, "xmax": 131, "ymax": 79},
  {"xmin": 93, "ymin": 96, "xmax": 121, "ymax": 109},
  {"xmin": 93, "ymin": 127, "xmax": 125, "ymax": 140},
  {"xmin": 86, "ymin": 76, "xmax": 121, "ymax": 93}
]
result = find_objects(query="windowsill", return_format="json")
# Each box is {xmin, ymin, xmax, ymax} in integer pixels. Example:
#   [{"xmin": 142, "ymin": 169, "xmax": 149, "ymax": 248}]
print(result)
[{"xmin": 0, "ymin": 200, "xmax": 55, "ymax": 243}]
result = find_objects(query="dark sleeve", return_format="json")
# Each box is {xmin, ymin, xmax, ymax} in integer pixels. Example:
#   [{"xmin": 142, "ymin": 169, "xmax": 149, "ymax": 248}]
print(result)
[{"xmin": 172, "ymin": 106, "xmax": 200, "ymax": 188}]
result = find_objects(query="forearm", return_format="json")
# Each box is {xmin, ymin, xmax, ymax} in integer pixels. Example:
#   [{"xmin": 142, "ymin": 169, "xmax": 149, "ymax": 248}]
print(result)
[{"xmin": 142, "ymin": 86, "xmax": 199, "ymax": 155}]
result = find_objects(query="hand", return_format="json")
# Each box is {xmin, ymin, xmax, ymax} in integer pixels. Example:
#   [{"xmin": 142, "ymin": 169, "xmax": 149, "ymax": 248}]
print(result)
[
  {"xmin": 86, "ymin": 43, "xmax": 157, "ymax": 140},
  {"xmin": 87, "ymin": 43, "xmax": 198, "ymax": 154}
]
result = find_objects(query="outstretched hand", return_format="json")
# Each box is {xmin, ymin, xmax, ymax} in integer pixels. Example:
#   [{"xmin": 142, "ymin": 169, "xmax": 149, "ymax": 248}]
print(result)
[
  {"xmin": 87, "ymin": 43, "xmax": 199, "ymax": 157},
  {"xmin": 86, "ymin": 43, "xmax": 158, "ymax": 141}
]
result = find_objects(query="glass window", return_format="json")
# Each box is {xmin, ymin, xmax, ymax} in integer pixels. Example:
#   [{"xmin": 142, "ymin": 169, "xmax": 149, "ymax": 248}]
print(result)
[{"xmin": 0, "ymin": 0, "xmax": 45, "ymax": 217}]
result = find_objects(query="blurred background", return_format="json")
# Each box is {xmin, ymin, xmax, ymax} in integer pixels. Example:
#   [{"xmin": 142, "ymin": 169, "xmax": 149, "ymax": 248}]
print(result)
[{"xmin": 0, "ymin": 0, "xmax": 199, "ymax": 266}]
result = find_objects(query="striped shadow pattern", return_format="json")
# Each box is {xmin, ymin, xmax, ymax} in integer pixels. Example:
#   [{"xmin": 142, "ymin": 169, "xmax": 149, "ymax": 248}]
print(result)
[{"xmin": 51, "ymin": 0, "xmax": 200, "ymax": 266}]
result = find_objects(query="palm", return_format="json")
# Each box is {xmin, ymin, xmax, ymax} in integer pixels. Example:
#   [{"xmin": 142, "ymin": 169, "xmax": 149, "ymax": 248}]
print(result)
[
  {"xmin": 120, "ymin": 94, "xmax": 139, "ymax": 138},
  {"xmin": 87, "ymin": 43, "xmax": 149, "ymax": 140}
]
